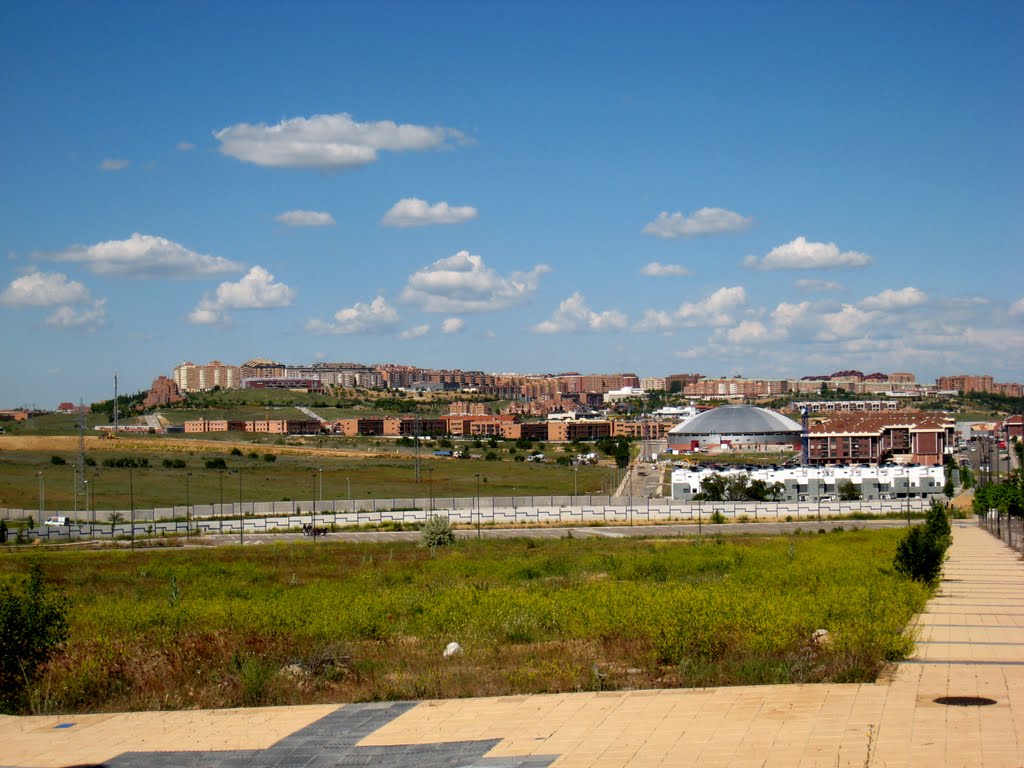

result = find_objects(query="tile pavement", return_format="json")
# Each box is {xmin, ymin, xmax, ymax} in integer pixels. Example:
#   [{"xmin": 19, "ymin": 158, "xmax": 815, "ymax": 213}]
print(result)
[{"xmin": 2, "ymin": 522, "xmax": 1021, "ymax": 767}]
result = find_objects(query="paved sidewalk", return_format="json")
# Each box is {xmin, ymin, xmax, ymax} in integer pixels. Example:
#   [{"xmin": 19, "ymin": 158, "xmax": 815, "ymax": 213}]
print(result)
[{"xmin": 2, "ymin": 522, "xmax": 1022, "ymax": 767}]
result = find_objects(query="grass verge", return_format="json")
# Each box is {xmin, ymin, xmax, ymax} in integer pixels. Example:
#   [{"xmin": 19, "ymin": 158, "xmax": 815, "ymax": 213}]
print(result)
[{"xmin": 2, "ymin": 528, "xmax": 929, "ymax": 713}]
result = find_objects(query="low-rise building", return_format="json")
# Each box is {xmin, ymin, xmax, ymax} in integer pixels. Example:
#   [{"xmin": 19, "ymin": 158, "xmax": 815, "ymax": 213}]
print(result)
[{"xmin": 671, "ymin": 464, "xmax": 946, "ymax": 502}]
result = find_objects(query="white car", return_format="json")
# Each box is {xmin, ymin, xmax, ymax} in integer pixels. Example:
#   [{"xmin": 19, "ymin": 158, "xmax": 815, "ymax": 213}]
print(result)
[{"xmin": 44, "ymin": 516, "xmax": 71, "ymax": 527}]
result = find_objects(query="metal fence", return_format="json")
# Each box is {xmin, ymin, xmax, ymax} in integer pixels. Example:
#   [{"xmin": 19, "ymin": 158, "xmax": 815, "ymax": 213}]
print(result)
[
  {"xmin": 4, "ymin": 496, "xmax": 932, "ymax": 542},
  {"xmin": 978, "ymin": 510, "xmax": 1024, "ymax": 554}
]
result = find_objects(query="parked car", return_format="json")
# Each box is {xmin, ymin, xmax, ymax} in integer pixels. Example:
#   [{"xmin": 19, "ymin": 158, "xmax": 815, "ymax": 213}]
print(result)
[{"xmin": 44, "ymin": 516, "xmax": 71, "ymax": 527}]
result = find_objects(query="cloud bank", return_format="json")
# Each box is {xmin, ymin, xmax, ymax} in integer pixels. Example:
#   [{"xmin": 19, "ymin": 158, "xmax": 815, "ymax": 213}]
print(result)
[
  {"xmin": 744, "ymin": 236, "xmax": 872, "ymax": 270},
  {"xmin": 54, "ymin": 233, "xmax": 244, "ymax": 278},
  {"xmin": 215, "ymin": 112, "xmax": 463, "ymax": 169},
  {"xmin": 642, "ymin": 207, "xmax": 752, "ymax": 238},
  {"xmin": 400, "ymin": 251, "xmax": 550, "ymax": 313},
  {"xmin": 381, "ymin": 197, "xmax": 478, "ymax": 227}
]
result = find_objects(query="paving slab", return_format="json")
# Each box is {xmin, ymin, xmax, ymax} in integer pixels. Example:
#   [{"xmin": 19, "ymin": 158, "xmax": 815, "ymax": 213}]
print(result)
[{"xmin": 2, "ymin": 522, "xmax": 1022, "ymax": 767}]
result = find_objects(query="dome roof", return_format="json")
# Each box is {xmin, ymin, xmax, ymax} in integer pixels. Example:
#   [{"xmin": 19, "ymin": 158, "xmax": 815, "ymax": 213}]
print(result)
[{"xmin": 668, "ymin": 405, "xmax": 801, "ymax": 435}]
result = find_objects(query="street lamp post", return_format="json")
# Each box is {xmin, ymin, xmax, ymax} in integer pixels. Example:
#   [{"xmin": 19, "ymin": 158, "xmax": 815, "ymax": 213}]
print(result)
[
  {"xmin": 185, "ymin": 472, "xmax": 191, "ymax": 541},
  {"xmin": 311, "ymin": 472, "xmax": 317, "ymax": 542},
  {"xmin": 36, "ymin": 471, "xmax": 44, "ymax": 521},
  {"xmin": 83, "ymin": 478, "xmax": 88, "ymax": 533},
  {"xmin": 219, "ymin": 469, "xmax": 224, "ymax": 535},
  {"xmin": 572, "ymin": 467, "xmax": 578, "ymax": 499},
  {"xmin": 474, "ymin": 473, "xmax": 482, "ymax": 539},
  {"xmin": 318, "ymin": 468, "xmax": 323, "ymax": 507},
  {"xmin": 129, "ymin": 465, "xmax": 135, "ymax": 550},
  {"xmin": 238, "ymin": 468, "xmax": 244, "ymax": 547},
  {"xmin": 427, "ymin": 467, "xmax": 434, "ymax": 513}
]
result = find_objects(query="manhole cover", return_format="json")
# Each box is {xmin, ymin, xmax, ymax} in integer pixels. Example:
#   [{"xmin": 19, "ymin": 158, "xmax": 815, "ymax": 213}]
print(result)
[{"xmin": 934, "ymin": 696, "xmax": 997, "ymax": 706}]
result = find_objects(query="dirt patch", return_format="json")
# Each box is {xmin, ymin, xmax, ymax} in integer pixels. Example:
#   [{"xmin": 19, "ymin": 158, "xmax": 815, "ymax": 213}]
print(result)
[{"xmin": 0, "ymin": 435, "xmax": 395, "ymax": 460}]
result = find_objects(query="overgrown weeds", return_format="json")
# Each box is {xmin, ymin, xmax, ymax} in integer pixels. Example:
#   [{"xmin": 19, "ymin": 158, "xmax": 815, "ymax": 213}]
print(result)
[{"xmin": 0, "ymin": 530, "xmax": 928, "ymax": 712}]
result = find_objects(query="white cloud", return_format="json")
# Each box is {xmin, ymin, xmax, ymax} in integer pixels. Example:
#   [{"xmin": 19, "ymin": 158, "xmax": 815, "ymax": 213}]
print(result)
[
  {"xmin": 744, "ymin": 236, "xmax": 872, "ymax": 270},
  {"xmin": 400, "ymin": 324, "xmax": 430, "ymax": 340},
  {"xmin": 54, "ymin": 233, "xmax": 244, "ymax": 278},
  {"xmin": 381, "ymin": 197, "xmax": 478, "ymax": 227},
  {"xmin": 642, "ymin": 207, "xmax": 752, "ymax": 239},
  {"xmin": 44, "ymin": 299, "xmax": 107, "ymax": 330},
  {"xmin": 100, "ymin": 158, "xmax": 129, "ymax": 171},
  {"xmin": 532, "ymin": 293, "xmax": 628, "ymax": 334},
  {"xmin": 441, "ymin": 317, "xmax": 464, "ymax": 333},
  {"xmin": 634, "ymin": 286, "xmax": 747, "ymax": 331},
  {"xmin": 306, "ymin": 296, "xmax": 400, "ymax": 335},
  {"xmin": 795, "ymin": 278, "xmax": 843, "ymax": 292},
  {"xmin": 187, "ymin": 306, "xmax": 223, "ymax": 325},
  {"xmin": 771, "ymin": 301, "xmax": 813, "ymax": 333},
  {"xmin": 275, "ymin": 210, "xmax": 336, "ymax": 227},
  {"xmin": 861, "ymin": 286, "xmax": 927, "ymax": 310},
  {"xmin": 817, "ymin": 304, "xmax": 877, "ymax": 340},
  {"xmin": 640, "ymin": 261, "xmax": 691, "ymax": 277},
  {"xmin": 176, "ymin": 141, "xmax": 195, "ymax": 151},
  {"xmin": 189, "ymin": 266, "xmax": 296, "ymax": 324},
  {"xmin": 725, "ymin": 320, "xmax": 771, "ymax": 345},
  {"xmin": 1009, "ymin": 298, "xmax": 1024, "ymax": 317},
  {"xmin": 214, "ymin": 112, "xmax": 464, "ymax": 169},
  {"xmin": 947, "ymin": 296, "xmax": 989, "ymax": 308},
  {"xmin": 400, "ymin": 250, "xmax": 550, "ymax": 313},
  {"xmin": 0, "ymin": 271, "xmax": 90, "ymax": 307}
]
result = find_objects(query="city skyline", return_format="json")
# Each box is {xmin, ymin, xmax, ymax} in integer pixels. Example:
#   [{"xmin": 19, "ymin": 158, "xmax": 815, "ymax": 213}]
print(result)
[{"xmin": 2, "ymin": 2, "xmax": 1022, "ymax": 407}]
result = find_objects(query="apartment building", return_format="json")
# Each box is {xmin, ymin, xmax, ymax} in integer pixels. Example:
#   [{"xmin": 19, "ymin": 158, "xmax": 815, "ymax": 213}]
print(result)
[
  {"xmin": 143, "ymin": 375, "xmax": 183, "ymax": 408},
  {"xmin": 173, "ymin": 361, "xmax": 240, "ymax": 392},
  {"xmin": 684, "ymin": 378, "xmax": 790, "ymax": 399},
  {"xmin": 806, "ymin": 411, "xmax": 955, "ymax": 466},
  {"xmin": 937, "ymin": 374, "xmax": 1023, "ymax": 398},
  {"xmin": 547, "ymin": 420, "xmax": 612, "ymax": 441}
]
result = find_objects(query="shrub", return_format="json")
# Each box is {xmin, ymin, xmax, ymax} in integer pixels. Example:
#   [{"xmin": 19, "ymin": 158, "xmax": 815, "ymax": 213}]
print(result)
[
  {"xmin": 263, "ymin": 453, "xmax": 277, "ymax": 463},
  {"xmin": 421, "ymin": 515, "xmax": 455, "ymax": 549},
  {"xmin": 230, "ymin": 447, "xmax": 243, "ymax": 456},
  {"xmin": 893, "ymin": 500, "xmax": 951, "ymax": 583},
  {"xmin": 50, "ymin": 455, "xmax": 66, "ymax": 466},
  {"xmin": 0, "ymin": 564, "xmax": 70, "ymax": 713},
  {"xmin": 205, "ymin": 458, "xmax": 228, "ymax": 470}
]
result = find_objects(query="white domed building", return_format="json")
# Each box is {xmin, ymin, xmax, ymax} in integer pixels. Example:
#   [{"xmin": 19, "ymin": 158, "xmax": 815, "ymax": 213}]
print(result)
[{"xmin": 667, "ymin": 404, "xmax": 802, "ymax": 453}]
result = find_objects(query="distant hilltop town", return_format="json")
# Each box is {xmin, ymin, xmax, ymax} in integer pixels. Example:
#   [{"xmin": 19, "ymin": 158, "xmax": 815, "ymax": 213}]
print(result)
[{"xmin": 124, "ymin": 358, "xmax": 1024, "ymax": 411}]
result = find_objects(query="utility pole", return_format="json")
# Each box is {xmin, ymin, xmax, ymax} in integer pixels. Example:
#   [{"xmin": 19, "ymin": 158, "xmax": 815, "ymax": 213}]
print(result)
[{"xmin": 76, "ymin": 399, "xmax": 86, "ymax": 513}]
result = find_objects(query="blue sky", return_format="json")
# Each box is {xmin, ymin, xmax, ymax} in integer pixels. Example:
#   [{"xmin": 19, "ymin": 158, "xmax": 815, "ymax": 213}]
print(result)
[{"xmin": 2, "ymin": 1, "xmax": 1022, "ymax": 408}]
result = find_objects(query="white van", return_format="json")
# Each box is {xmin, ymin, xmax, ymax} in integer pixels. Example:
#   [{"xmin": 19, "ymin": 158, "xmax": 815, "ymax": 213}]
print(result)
[{"xmin": 44, "ymin": 516, "xmax": 71, "ymax": 527}]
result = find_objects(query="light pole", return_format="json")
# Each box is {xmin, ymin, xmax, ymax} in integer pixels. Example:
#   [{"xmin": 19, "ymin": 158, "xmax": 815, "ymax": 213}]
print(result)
[
  {"xmin": 129, "ymin": 465, "xmax": 135, "ymax": 550},
  {"xmin": 238, "ymin": 468, "xmax": 244, "ymax": 547},
  {"xmin": 474, "ymin": 472, "xmax": 482, "ymax": 539},
  {"xmin": 318, "ymin": 468, "xmax": 323, "ymax": 508},
  {"xmin": 347, "ymin": 477, "xmax": 351, "ymax": 505},
  {"xmin": 572, "ymin": 467, "xmax": 578, "ymax": 499},
  {"xmin": 219, "ymin": 469, "xmax": 224, "ymax": 535},
  {"xmin": 185, "ymin": 472, "xmax": 191, "ymax": 541},
  {"xmin": 311, "ymin": 472, "xmax": 317, "ymax": 542},
  {"xmin": 91, "ymin": 473, "xmax": 98, "ymax": 536},
  {"xmin": 36, "ymin": 471, "xmax": 44, "ymax": 520},
  {"xmin": 628, "ymin": 465, "xmax": 633, "ymax": 527},
  {"xmin": 83, "ymin": 478, "xmax": 89, "ymax": 537},
  {"xmin": 427, "ymin": 467, "xmax": 434, "ymax": 512}
]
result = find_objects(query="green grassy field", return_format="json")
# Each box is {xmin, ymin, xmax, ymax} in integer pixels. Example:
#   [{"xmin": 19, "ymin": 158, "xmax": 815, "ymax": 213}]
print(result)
[
  {"xmin": 2, "ymin": 527, "xmax": 928, "ymax": 713},
  {"xmin": 0, "ymin": 446, "xmax": 617, "ymax": 511}
]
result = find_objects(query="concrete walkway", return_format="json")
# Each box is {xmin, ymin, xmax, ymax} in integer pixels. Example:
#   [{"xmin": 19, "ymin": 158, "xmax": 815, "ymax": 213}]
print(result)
[{"xmin": 2, "ymin": 522, "xmax": 1022, "ymax": 767}]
